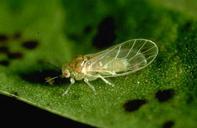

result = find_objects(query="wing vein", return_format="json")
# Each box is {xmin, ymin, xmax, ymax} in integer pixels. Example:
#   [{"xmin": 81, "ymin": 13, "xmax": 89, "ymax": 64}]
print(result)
[
  {"xmin": 90, "ymin": 46, "xmax": 117, "ymax": 67},
  {"xmin": 104, "ymin": 45, "xmax": 121, "ymax": 67},
  {"xmin": 115, "ymin": 45, "xmax": 121, "ymax": 59},
  {"xmin": 125, "ymin": 39, "xmax": 136, "ymax": 58},
  {"xmin": 128, "ymin": 41, "xmax": 147, "ymax": 61},
  {"xmin": 85, "ymin": 39, "xmax": 158, "ymax": 78},
  {"xmin": 137, "ymin": 41, "xmax": 147, "ymax": 54},
  {"xmin": 141, "ymin": 45, "xmax": 155, "ymax": 54}
]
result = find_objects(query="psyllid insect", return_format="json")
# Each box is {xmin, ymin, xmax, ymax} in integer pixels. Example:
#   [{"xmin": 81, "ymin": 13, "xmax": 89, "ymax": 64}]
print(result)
[{"xmin": 46, "ymin": 39, "xmax": 158, "ymax": 95}]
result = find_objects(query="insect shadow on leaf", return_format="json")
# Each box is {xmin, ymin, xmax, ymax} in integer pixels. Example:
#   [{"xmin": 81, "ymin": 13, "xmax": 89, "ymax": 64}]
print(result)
[{"xmin": 19, "ymin": 68, "xmax": 69, "ymax": 86}]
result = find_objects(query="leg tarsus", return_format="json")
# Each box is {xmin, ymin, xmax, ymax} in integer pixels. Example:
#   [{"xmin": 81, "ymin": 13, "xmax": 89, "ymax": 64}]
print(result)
[
  {"xmin": 98, "ymin": 75, "xmax": 115, "ymax": 87},
  {"xmin": 62, "ymin": 84, "xmax": 72, "ymax": 96},
  {"xmin": 84, "ymin": 78, "xmax": 96, "ymax": 95},
  {"xmin": 62, "ymin": 78, "xmax": 75, "ymax": 96}
]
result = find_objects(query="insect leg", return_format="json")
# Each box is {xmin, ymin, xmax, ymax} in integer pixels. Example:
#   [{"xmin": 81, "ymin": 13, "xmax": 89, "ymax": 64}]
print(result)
[
  {"xmin": 98, "ymin": 75, "xmax": 115, "ymax": 87},
  {"xmin": 62, "ymin": 78, "xmax": 75, "ymax": 96},
  {"xmin": 84, "ymin": 78, "xmax": 96, "ymax": 95}
]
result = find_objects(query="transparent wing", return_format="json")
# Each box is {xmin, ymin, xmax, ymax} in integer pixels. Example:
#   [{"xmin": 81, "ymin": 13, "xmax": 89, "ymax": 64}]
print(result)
[{"xmin": 85, "ymin": 39, "xmax": 158, "ymax": 77}]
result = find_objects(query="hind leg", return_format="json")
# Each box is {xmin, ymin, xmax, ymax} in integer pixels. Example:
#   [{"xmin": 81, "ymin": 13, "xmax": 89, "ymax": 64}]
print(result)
[{"xmin": 97, "ymin": 75, "xmax": 115, "ymax": 87}]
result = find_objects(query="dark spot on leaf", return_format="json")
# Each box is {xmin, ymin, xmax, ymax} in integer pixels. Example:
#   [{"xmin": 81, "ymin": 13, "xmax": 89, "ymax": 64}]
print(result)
[
  {"xmin": 83, "ymin": 25, "xmax": 92, "ymax": 34},
  {"xmin": 124, "ymin": 99, "xmax": 147, "ymax": 112},
  {"xmin": 181, "ymin": 21, "xmax": 193, "ymax": 32},
  {"xmin": 46, "ymin": 103, "xmax": 51, "ymax": 107},
  {"xmin": 67, "ymin": 33, "xmax": 81, "ymax": 42},
  {"xmin": 0, "ymin": 34, "xmax": 9, "ymax": 42},
  {"xmin": 162, "ymin": 120, "xmax": 175, "ymax": 128},
  {"xmin": 93, "ymin": 16, "xmax": 116, "ymax": 49},
  {"xmin": 13, "ymin": 92, "xmax": 18, "ymax": 96},
  {"xmin": 186, "ymin": 94, "xmax": 194, "ymax": 104},
  {"xmin": 19, "ymin": 68, "xmax": 69, "ymax": 85},
  {"xmin": 22, "ymin": 40, "xmax": 39, "ymax": 50},
  {"xmin": 7, "ymin": 52, "xmax": 23, "ymax": 59},
  {"xmin": 0, "ymin": 60, "xmax": 10, "ymax": 66},
  {"xmin": 0, "ymin": 46, "xmax": 9, "ymax": 53},
  {"xmin": 155, "ymin": 89, "xmax": 175, "ymax": 102},
  {"xmin": 12, "ymin": 32, "xmax": 22, "ymax": 40},
  {"xmin": 11, "ymin": 91, "xmax": 19, "ymax": 96}
]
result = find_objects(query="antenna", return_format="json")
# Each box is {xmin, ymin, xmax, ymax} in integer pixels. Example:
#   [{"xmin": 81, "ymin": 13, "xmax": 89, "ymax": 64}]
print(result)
[{"xmin": 45, "ymin": 76, "xmax": 60, "ymax": 85}]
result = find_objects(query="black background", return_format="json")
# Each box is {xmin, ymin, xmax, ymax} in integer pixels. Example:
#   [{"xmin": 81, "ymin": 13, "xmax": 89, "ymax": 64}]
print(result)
[{"xmin": 0, "ymin": 94, "xmax": 95, "ymax": 128}]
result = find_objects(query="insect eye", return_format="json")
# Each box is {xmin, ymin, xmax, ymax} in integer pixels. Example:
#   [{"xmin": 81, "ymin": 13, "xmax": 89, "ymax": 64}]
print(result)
[
  {"xmin": 64, "ymin": 72, "xmax": 67, "ymax": 76},
  {"xmin": 63, "ymin": 70, "xmax": 70, "ymax": 78}
]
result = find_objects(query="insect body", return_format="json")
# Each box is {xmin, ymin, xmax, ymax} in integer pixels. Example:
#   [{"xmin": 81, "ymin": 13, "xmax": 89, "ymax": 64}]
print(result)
[{"xmin": 48, "ymin": 39, "xmax": 158, "ymax": 95}]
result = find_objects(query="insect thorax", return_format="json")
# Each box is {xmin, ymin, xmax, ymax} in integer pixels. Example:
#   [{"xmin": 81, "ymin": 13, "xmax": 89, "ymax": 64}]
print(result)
[{"xmin": 62, "ymin": 56, "xmax": 89, "ymax": 80}]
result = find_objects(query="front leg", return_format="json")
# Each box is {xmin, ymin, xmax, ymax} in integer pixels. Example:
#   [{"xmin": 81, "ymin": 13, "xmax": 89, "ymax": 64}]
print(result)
[{"xmin": 62, "ymin": 78, "xmax": 75, "ymax": 96}]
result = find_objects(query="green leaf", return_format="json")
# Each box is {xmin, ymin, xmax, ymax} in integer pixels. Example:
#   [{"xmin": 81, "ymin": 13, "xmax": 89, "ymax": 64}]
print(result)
[{"xmin": 0, "ymin": 0, "xmax": 197, "ymax": 127}]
